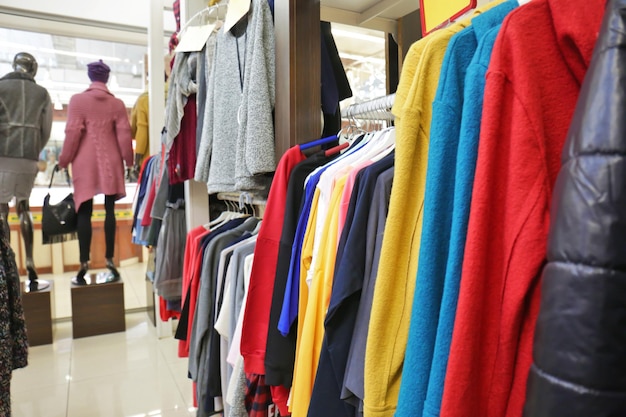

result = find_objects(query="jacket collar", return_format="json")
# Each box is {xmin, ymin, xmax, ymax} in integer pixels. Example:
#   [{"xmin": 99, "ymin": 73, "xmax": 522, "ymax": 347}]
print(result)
[
  {"xmin": 0, "ymin": 71, "xmax": 36, "ymax": 83},
  {"xmin": 548, "ymin": 0, "xmax": 607, "ymax": 85},
  {"xmin": 86, "ymin": 81, "xmax": 113, "ymax": 96}
]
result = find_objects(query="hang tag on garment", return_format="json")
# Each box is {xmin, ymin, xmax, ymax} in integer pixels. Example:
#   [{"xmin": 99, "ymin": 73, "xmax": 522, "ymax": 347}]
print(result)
[
  {"xmin": 176, "ymin": 24, "xmax": 216, "ymax": 53},
  {"xmin": 223, "ymin": 0, "xmax": 251, "ymax": 33}
]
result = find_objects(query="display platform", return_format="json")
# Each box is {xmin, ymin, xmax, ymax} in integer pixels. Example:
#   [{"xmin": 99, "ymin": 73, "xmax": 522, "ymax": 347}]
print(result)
[
  {"xmin": 70, "ymin": 276, "xmax": 126, "ymax": 338},
  {"xmin": 21, "ymin": 280, "xmax": 55, "ymax": 346}
]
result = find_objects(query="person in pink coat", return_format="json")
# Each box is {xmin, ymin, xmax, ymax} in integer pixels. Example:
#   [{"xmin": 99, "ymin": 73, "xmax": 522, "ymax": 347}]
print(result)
[{"xmin": 59, "ymin": 60, "xmax": 134, "ymax": 284}]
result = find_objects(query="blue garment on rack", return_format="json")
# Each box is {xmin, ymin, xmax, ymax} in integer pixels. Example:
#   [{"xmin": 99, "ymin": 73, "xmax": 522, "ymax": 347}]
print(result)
[
  {"xmin": 132, "ymin": 156, "xmax": 156, "ymax": 246},
  {"xmin": 395, "ymin": 3, "xmax": 518, "ymax": 417},
  {"xmin": 278, "ymin": 134, "xmax": 367, "ymax": 336}
]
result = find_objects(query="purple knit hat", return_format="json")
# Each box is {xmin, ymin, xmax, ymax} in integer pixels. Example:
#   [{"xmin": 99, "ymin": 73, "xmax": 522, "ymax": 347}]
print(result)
[{"xmin": 87, "ymin": 60, "xmax": 110, "ymax": 83}]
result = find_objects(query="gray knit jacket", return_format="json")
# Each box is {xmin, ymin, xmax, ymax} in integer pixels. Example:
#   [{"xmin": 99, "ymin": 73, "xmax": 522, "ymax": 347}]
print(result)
[
  {"xmin": 0, "ymin": 72, "xmax": 52, "ymax": 161},
  {"xmin": 195, "ymin": 0, "xmax": 276, "ymax": 193}
]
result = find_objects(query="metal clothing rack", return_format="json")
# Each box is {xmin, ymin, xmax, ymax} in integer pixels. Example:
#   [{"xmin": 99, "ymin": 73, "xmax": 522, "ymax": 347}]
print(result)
[{"xmin": 341, "ymin": 93, "xmax": 396, "ymax": 122}]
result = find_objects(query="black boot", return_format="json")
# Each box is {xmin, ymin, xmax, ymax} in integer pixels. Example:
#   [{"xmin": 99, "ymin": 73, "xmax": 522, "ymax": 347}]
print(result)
[
  {"xmin": 72, "ymin": 262, "xmax": 90, "ymax": 285},
  {"xmin": 103, "ymin": 258, "xmax": 120, "ymax": 283}
]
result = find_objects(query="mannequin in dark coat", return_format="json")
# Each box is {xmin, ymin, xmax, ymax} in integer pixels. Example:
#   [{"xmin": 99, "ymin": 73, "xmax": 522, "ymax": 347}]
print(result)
[
  {"xmin": 0, "ymin": 52, "xmax": 53, "ymax": 291},
  {"xmin": 524, "ymin": 0, "xmax": 626, "ymax": 415}
]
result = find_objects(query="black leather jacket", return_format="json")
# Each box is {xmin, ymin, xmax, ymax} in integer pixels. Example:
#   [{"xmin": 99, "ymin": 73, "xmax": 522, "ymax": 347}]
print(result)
[
  {"xmin": 524, "ymin": 0, "xmax": 626, "ymax": 415},
  {"xmin": 0, "ymin": 71, "xmax": 52, "ymax": 161}
]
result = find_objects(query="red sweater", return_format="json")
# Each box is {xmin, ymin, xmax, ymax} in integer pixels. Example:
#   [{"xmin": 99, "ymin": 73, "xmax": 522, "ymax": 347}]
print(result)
[
  {"xmin": 241, "ymin": 146, "xmax": 306, "ymax": 375},
  {"xmin": 178, "ymin": 226, "xmax": 210, "ymax": 357},
  {"xmin": 440, "ymin": 1, "xmax": 605, "ymax": 417}
]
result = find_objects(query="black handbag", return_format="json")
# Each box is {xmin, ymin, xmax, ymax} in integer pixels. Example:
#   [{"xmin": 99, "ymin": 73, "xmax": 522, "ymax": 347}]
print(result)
[{"xmin": 41, "ymin": 165, "xmax": 78, "ymax": 245}]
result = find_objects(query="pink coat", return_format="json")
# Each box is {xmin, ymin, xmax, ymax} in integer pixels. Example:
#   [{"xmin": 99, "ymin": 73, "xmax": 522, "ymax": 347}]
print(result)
[{"xmin": 59, "ymin": 82, "xmax": 134, "ymax": 210}]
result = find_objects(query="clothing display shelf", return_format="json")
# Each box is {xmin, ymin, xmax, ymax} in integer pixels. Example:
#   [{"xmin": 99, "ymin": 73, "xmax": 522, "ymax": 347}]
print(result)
[{"xmin": 341, "ymin": 93, "xmax": 396, "ymax": 121}]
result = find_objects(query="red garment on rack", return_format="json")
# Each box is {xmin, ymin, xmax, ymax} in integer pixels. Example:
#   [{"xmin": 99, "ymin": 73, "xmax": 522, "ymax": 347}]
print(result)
[
  {"xmin": 178, "ymin": 225, "xmax": 211, "ymax": 357},
  {"xmin": 240, "ymin": 146, "xmax": 306, "ymax": 375},
  {"xmin": 440, "ymin": 2, "xmax": 605, "ymax": 417},
  {"xmin": 159, "ymin": 297, "xmax": 180, "ymax": 322},
  {"xmin": 140, "ymin": 180, "xmax": 157, "ymax": 227},
  {"xmin": 168, "ymin": 95, "xmax": 197, "ymax": 185}
]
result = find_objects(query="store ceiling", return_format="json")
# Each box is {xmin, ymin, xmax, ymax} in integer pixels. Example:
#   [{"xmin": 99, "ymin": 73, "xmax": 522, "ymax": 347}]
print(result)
[{"xmin": 321, "ymin": 0, "xmax": 419, "ymax": 34}]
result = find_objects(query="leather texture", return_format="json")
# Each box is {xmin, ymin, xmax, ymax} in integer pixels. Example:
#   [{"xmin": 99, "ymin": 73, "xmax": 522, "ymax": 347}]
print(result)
[{"xmin": 524, "ymin": 1, "xmax": 626, "ymax": 415}]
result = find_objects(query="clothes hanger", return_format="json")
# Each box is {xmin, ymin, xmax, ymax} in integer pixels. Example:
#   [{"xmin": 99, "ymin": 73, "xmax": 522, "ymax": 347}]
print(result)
[{"xmin": 299, "ymin": 134, "xmax": 339, "ymax": 151}]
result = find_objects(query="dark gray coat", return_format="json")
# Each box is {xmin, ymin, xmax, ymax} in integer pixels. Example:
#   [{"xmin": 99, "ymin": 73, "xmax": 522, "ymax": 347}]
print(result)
[{"xmin": 0, "ymin": 71, "xmax": 52, "ymax": 161}]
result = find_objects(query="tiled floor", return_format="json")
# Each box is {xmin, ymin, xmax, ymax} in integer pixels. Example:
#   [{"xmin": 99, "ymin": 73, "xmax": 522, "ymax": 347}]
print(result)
[{"xmin": 10, "ymin": 263, "xmax": 197, "ymax": 417}]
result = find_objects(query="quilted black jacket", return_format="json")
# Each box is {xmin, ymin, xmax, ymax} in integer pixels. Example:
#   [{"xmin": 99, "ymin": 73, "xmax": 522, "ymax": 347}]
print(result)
[{"xmin": 524, "ymin": 0, "xmax": 626, "ymax": 415}]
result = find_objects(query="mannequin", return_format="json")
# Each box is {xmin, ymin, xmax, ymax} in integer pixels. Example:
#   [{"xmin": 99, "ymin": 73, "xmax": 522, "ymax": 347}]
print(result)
[
  {"xmin": 0, "ymin": 52, "xmax": 53, "ymax": 292},
  {"xmin": 58, "ymin": 60, "xmax": 134, "ymax": 285}
]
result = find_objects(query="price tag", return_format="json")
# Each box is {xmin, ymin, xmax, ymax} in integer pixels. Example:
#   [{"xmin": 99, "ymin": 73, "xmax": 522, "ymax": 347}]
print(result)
[
  {"xmin": 223, "ymin": 0, "xmax": 251, "ymax": 33},
  {"xmin": 175, "ymin": 24, "xmax": 216, "ymax": 53}
]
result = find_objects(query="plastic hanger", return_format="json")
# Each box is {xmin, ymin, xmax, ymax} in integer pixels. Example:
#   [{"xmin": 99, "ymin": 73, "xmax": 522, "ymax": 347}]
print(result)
[
  {"xmin": 300, "ymin": 135, "xmax": 338, "ymax": 151},
  {"xmin": 325, "ymin": 142, "xmax": 350, "ymax": 157}
]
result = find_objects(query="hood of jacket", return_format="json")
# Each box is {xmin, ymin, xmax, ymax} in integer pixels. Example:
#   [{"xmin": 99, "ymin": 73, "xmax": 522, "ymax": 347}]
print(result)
[{"xmin": 548, "ymin": 0, "xmax": 607, "ymax": 85}]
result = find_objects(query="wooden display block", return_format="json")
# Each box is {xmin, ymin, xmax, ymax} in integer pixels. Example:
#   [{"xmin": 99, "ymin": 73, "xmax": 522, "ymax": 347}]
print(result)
[
  {"xmin": 71, "ymin": 277, "xmax": 126, "ymax": 339},
  {"xmin": 21, "ymin": 280, "xmax": 54, "ymax": 346}
]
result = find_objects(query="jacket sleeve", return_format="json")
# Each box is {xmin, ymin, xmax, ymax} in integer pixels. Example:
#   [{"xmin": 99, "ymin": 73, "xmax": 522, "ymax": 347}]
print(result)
[
  {"xmin": 244, "ymin": 0, "xmax": 276, "ymax": 175},
  {"xmin": 39, "ymin": 92, "xmax": 53, "ymax": 153},
  {"xmin": 194, "ymin": 42, "xmax": 216, "ymax": 184},
  {"xmin": 59, "ymin": 95, "xmax": 85, "ymax": 169},
  {"xmin": 115, "ymin": 99, "xmax": 134, "ymax": 168},
  {"xmin": 524, "ymin": 1, "xmax": 626, "ymax": 415}
]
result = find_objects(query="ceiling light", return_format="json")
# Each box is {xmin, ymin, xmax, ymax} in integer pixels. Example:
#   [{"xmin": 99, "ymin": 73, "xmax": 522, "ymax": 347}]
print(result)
[
  {"xmin": 0, "ymin": 40, "xmax": 122, "ymax": 62},
  {"xmin": 331, "ymin": 28, "xmax": 385, "ymax": 44}
]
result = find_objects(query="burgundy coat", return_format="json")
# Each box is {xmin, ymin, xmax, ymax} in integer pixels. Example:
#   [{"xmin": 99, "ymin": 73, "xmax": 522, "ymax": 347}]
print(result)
[{"xmin": 59, "ymin": 82, "xmax": 133, "ymax": 210}]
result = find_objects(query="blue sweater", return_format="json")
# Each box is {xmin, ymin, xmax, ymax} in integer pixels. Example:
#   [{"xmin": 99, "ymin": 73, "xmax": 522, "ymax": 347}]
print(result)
[{"xmin": 395, "ymin": 3, "xmax": 517, "ymax": 417}]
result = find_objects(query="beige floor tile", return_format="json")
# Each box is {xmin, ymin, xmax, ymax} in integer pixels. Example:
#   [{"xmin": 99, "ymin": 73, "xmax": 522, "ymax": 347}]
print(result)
[
  {"xmin": 11, "ymin": 383, "xmax": 69, "ymax": 417},
  {"xmin": 66, "ymin": 366, "xmax": 187, "ymax": 417},
  {"xmin": 11, "ymin": 298, "xmax": 194, "ymax": 416},
  {"xmin": 70, "ymin": 319, "xmax": 161, "ymax": 381},
  {"xmin": 11, "ymin": 344, "xmax": 71, "ymax": 393},
  {"xmin": 164, "ymin": 358, "xmax": 195, "ymax": 409}
]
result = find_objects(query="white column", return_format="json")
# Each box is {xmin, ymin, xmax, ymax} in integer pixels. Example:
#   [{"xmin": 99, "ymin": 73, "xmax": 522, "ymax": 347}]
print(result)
[
  {"xmin": 181, "ymin": 0, "xmax": 211, "ymax": 230},
  {"xmin": 148, "ymin": 0, "xmax": 166, "ymax": 156},
  {"xmin": 148, "ymin": 0, "xmax": 172, "ymax": 339}
]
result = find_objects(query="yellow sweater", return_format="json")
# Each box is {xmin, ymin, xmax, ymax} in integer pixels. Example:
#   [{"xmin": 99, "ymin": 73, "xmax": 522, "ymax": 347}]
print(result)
[
  {"xmin": 363, "ymin": 10, "xmax": 495, "ymax": 416},
  {"xmin": 130, "ymin": 91, "xmax": 149, "ymax": 164},
  {"xmin": 290, "ymin": 175, "xmax": 348, "ymax": 415},
  {"xmin": 291, "ymin": 186, "xmax": 320, "ymax": 413}
]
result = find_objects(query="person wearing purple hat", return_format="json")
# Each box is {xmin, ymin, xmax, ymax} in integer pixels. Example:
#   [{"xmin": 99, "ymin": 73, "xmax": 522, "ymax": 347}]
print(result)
[{"xmin": 58, "ymin": 59, "xmax": 134, "ymax": 285}]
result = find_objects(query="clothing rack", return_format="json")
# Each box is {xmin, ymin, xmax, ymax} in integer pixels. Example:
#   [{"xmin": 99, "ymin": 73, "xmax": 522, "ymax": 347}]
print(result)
[
  {"xmin": 216, "ymin": 192, "xmax": 267, "ymax": 217},
  {"xmin": 341, "ymin": 93, "xmax": 396, "ymax": 121}
]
